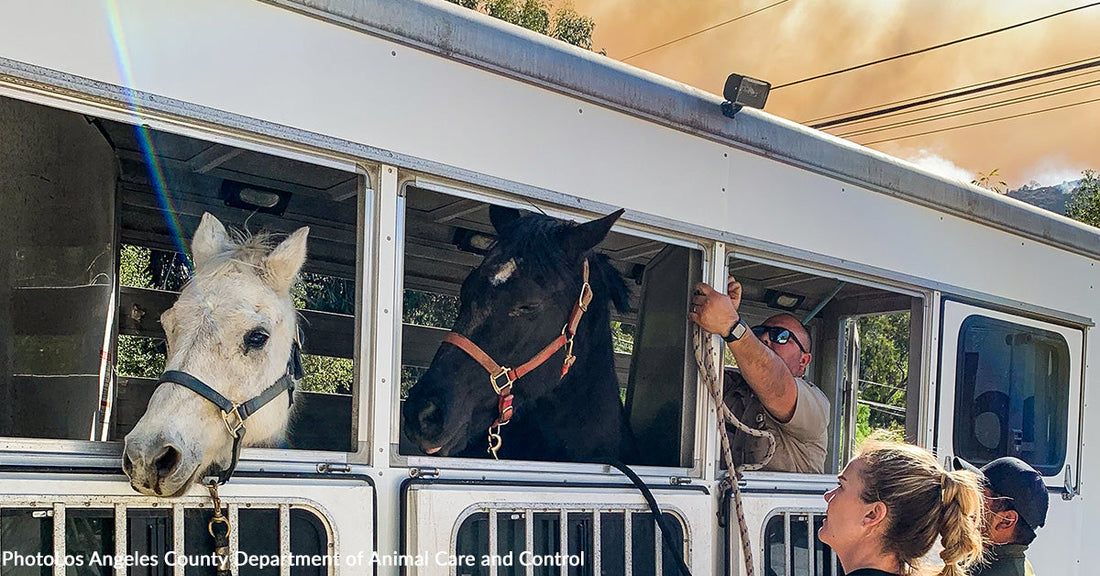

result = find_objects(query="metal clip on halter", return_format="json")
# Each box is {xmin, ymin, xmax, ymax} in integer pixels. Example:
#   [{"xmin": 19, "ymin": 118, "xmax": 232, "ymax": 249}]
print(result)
[
  {"xmin": 222, "ymin": 405, "xmax": 246, "ymax": 438},
  {"xmin": 206, "ymin": 480, "xmax": 233, "ymax": 576},
  {"xmin": 487, "ymin": 423, "xmax": 505, "ymax": 458}
]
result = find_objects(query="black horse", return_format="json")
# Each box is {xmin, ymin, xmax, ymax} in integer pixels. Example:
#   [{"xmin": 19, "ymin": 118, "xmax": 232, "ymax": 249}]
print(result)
[{"xmin": 402, "ymin": 207, "xmax": 634, "ymax": 462}]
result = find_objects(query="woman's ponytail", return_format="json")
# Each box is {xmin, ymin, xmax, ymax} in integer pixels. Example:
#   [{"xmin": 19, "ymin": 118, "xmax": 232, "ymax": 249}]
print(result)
[{"xmin": 936, "ymin": 469, "xmax": 984, "ymax": 576}]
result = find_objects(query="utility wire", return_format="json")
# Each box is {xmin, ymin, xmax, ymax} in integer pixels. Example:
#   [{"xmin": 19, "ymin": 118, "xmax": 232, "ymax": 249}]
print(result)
[
  {"xmin": 804, "ymin": 55, "xmax": 1100, "ymax": 124},
  {"xmin": 856, "ymin": 399, "xmax": 906, "ymax": 417},
  {"xmin": 773, "ymin": 1, "xmax": 1100, "ymax": 90},
  {"xmin": 622, "ymin": 0, "xmax": 792, "ymax": 61},
  {"xmin": 838, "ymin": 77, "xmax": 1100, "ymax": 138},
  {"xmin": 858, "ymin": 378, "xmax": 907, "ymax": 394},
  {"xmin": 830, "ymin": 67, "xmax": 1100, "ymax": 130},
  {"xmin": 858, "ymin": 94, "xmax": 1100, "ymax": 146},
  {"xmin": 812, "ymin": 57, "xmax": 1100, "ymax": 129}
]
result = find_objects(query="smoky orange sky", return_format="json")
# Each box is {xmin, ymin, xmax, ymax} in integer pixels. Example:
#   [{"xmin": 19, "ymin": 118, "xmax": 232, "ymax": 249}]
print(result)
[{"xmin": 572, "ymin": 0, "xmax": 1100, "ymax": 189}]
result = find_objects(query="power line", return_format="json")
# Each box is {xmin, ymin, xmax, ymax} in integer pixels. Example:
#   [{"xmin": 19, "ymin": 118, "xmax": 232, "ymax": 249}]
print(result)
[
  {"xmin": 857, "ymin": 94, "xmax": 1100, "ymax": 146},
  {"xmin": 804, "ymin": 55, "xmax": 1100, "ymax": 124},
  {"xmin": 857, "ymin": 399, "xmax": 906, "ymax": 417},
  {"xmin": 622, "ymin": 0, "xmax": 792, "ymax": 62},
  {"xmin": 830, "ymin": 67, "xmax": 1100, "ymax": 130},
  {"xmin": 800, "ymin": 56, "xmax": 1100, "ymax": 123},
  {"xmin": 773, "ymin": 1, "xmax": 1100, "ymax": 90},
  {"xmin": 811, "ymin": 57, "xmax": 1100, "ymax": 129},
  {"xmin": 838, "ymin": 77, "xmax": 1100, "ymax": 138},
  {"xmin": 858, "ymin": 379, "xmax": 906, "ymax": 394}
]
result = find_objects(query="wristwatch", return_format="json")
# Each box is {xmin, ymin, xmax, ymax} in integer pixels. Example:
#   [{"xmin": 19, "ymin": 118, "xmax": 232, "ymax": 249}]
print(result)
[{"xmin": 722, "ymin": 319, "xmax": 749, "ymax": 343}]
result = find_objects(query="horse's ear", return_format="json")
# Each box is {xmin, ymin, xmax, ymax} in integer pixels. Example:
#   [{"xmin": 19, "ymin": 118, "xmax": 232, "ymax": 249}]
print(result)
[
  {"xmin": 191, "ymin": 213, "xmax": 231, "ymax": 271},
  {"xmin": 263, "ymin": 227, "xmax": 309, "ymax": 293},
  {"xmin": 489, "ymin": 205, "xmax": 523, "ymax": 233},
  {"xmin": 563, "ymin": 209, "xmax": 624, "ymax": 256}
]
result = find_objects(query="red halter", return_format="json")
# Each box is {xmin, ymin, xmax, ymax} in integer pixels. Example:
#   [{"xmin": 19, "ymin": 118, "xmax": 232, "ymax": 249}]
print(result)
[{"xmin": 441, "ymin": 260, "xmax": 593, "ymax": 458}]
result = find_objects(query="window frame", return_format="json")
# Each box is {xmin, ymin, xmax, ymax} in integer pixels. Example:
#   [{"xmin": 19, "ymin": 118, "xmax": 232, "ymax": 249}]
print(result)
[
  {"xmin": 937, "ymin": 299, "xmax": 1083, "ymax": 491},
  {"xmin": 721, "ymin": 248, "xmax": 928, "ymax": 478},
  {"xmin": 392, "ymin": 177, "xmax": 708, "ymax": 475},
  {"xmin": 0, "ymin": 93, "xmax": 369, "ymax": 465}
]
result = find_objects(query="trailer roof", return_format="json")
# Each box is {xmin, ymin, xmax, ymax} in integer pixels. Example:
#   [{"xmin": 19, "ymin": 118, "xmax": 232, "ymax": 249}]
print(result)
[{"xmin": 279, "ymin": 0, "xmax": 1100, "ymax": 260}]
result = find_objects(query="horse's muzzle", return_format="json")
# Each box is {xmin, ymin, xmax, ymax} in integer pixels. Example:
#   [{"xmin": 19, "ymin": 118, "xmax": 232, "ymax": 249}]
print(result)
[
  {"xmin": 122, "ymin": 433, "xmax": 195, "ymax": 496},
  {"xmin": 402, "ymin": 393, "xmax": 448, "ymax": 452}
]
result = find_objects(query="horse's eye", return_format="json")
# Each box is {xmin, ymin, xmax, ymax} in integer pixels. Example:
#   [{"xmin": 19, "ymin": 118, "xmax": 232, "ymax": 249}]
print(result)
[
  {"xmin": 244, "ymin": 329, "xmax": 269, "ymax": 350},
  {"xmin": 510, "ymin": 302, "xmax": 542, "ymax": 317}
]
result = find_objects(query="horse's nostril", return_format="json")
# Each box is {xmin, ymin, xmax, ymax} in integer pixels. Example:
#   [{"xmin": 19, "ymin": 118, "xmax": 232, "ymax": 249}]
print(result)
[
  {"xmin": 122, "ymin": 453, "xmax": 134, "ymax": 476},
  {"xmin": 419, "ymin": 402, "xmax": 443, "ymax": 428},
  {"xmin": 154, "ymin": 445, "xmax": 181, "ymax": 479}
]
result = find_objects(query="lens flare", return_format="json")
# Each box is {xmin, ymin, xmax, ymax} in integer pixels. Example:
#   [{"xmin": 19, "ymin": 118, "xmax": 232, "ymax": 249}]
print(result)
[{"xmin": 105, "ymin": 0, "xmax": 191, "ymax": 269}]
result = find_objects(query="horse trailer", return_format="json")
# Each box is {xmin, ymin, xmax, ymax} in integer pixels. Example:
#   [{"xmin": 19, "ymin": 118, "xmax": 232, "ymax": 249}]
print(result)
[{"xmin": 0, "ymin": 1, "xmax": 1096, "ymax": 575}]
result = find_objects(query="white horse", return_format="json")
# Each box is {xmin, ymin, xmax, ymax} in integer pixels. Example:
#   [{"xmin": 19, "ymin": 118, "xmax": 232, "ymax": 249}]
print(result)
[{"xmin": 123, "ymin": 213, "xmax": 308, "ymax": 497}]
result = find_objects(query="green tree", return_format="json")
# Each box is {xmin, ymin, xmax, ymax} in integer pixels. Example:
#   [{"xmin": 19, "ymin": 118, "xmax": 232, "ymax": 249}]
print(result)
[
  {"xmin": 1065, "ymin": 169, "xmax": 1100, "ymax": 227},
  {"xmin": 854, "ymin": 312, "xmax": 909, "ymax": 445},
  {"xmin": 117, "ymin": 245, "xmax": 168, "ymax": 378},
  {"xmin": 550, "ymin": 5, "xmax": 595, "ymax": 50},
  {"xmin": 447, "ymin": 0, "xmax": 596, "ymax": 50},
  {"xmin": 484, "ymin": 0, "xmax": 550, "ymax": 35}
]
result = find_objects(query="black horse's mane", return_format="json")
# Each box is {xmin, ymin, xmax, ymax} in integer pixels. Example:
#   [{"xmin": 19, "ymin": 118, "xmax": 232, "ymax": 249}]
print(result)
[{"xmin": 494, "ymin": 214, "xmax": 631, "ymax": 314}]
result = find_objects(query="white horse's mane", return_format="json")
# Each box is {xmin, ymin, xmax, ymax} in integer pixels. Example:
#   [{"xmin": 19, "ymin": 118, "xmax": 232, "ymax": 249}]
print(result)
[{"xmin": 192, "ymin": 229, "xmax": 279, "ymax": 278}]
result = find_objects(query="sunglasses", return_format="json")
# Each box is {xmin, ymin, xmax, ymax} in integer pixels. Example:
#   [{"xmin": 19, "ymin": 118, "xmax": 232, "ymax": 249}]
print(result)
[{"xmin": 751, "ymin": 325, "xmax": 808, "ymax": 353}]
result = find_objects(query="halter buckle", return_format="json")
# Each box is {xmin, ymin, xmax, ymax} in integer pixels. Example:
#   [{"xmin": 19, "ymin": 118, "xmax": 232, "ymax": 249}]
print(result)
[
  {"xmin": 490, "ymin": 367, "xmax": 514, "ymax": 395},
  {"xmin": 222, "ymin": 405, "xmax": 246, "ymax": 438}
]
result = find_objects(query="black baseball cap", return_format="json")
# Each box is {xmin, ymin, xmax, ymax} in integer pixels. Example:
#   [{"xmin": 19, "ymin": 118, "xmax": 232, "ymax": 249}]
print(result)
[{"xmin": 953, "ymin": 456, "xmax": 1048, "ymax": 531}]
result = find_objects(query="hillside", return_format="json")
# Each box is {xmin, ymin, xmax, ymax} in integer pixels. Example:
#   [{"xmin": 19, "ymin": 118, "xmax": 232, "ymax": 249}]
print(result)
[{"xmin": 1006, "ymin": 180, "xmax": 1081, "ymax": 215}]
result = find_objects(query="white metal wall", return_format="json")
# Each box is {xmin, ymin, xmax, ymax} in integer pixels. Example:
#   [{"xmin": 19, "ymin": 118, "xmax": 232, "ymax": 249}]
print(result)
[{"xmin": 0, "ymin": 0, "xmax": 1095, "ymax": 573}]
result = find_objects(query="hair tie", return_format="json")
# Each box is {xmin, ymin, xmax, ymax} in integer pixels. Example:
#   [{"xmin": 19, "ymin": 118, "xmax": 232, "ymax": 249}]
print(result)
[{"xmin": 941, "ymin": 472, "xmax": 950, "ymax": 503}]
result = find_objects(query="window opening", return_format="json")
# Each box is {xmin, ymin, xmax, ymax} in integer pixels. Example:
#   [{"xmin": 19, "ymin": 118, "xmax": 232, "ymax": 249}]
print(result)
[
  {"xmin": 850, "ymin": 312, "xmax": 909, "ymax": 447},
  {"xmin": 455, "ymin": 506, "xmax": 686, "ymax": 576},
  {"xmin": 0, "ymin": 500, "xmax": 332, "ymax": 576},
  {"xmin": 763, "ymin": 511, "xmax": 838, "ymax": 576},
  {"xmin": 953, "ymin": 315, "xmax": 1070, "ymax": 474},
  {"xmin": 725, "ymin": 255, "xmax": 920, "ymax": 473},
  {"xmin": 399, "ymin": 186, "xmax": 699, "ymax": 466},
  {"xmin": 0, "ymin": 95, "xmax": 362, "ymax": 453}
]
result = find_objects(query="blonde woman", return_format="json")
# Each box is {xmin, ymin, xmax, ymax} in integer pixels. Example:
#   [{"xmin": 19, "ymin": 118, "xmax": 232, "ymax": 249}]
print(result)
[{"xmin": 818, "ymin": 438, "xmax": 985, "ymax": 576}]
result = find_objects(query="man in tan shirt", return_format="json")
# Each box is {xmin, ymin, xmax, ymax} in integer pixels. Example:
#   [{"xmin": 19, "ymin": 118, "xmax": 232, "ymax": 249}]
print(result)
[{"xmin": 690, "ymin": 277, "xmax": 830, "ymax": 473}]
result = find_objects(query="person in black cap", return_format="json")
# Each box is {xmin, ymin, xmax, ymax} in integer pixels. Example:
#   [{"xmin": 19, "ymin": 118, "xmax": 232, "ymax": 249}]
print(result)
[{"xmin": 953, "ymin": 456, "xmax": 1048, "ymax": 576}]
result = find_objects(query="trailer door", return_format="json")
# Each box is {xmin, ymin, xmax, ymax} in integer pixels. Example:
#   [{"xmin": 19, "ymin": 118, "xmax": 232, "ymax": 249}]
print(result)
[{"xmin": 936, "ymin": 300, "xmax": 1083, "ymax": 493}]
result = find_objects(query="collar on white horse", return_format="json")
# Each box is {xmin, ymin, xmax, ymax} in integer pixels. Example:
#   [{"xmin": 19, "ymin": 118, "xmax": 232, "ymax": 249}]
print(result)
[
  {"xmin": 442, "ymin": 259, "xmax": 593, "ymax": 458},
  {"xmin": 158, "ymin": 336, "xmax": 305, "ymax": 485}
]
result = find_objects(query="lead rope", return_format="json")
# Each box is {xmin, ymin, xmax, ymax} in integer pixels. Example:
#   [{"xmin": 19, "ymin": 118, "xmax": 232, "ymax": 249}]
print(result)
[
  {"xmin": 206, "ymin": 480, "xmax": 233, "ymax": 576},
  {"xmin": 691, "ymin": 326, "xmax": 776, "ymax": 576}
]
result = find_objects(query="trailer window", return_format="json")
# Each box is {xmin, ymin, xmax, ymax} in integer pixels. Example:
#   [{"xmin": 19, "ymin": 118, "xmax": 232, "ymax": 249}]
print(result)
[
  {"xmin": 398, "ymin": 185, "xmax": 700, "ymax": 467},
  {"xmin": 724, "ymin": 254, "xmax": 922, "ymax": 474},
  {"xmin": 953, "ymin": 315, "xmax": 1070, "ymax": 475},
  {"xmin": 762, "ymin": 510, "xmax": 838, "ymax": 576},
  {"xmin": 455, "ymin": 509, "xmax": 686, "ymax": 576},
  {"xmin": 0, "ymin": 96, "xmax": 363, "ymax": 451},
  {"xmin": 0, "ymin": 502, "xmax": 331, "ymax": 576}
]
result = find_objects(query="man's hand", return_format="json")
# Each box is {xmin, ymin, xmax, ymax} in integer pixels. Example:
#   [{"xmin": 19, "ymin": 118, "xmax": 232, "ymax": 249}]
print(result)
[
  {"xmin": 725, "ymin": 277, "xmax": 742, "ymax": 309},
  {"xmin": 690, "ymin": 277, "xmax": 742, "ymax": 336}
]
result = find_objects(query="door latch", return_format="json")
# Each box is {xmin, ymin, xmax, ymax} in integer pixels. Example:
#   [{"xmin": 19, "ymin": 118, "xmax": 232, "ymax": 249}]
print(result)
[{"xmin": 1063, "ymin": 464, "xmax": 1079, "ymax": 501}]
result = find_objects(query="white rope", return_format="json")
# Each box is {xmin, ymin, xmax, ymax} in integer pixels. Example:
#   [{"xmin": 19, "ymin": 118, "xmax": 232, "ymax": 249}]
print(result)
[{"xmin": 692, "ymin": 326, "xmax": 776, "ymax": 576}]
